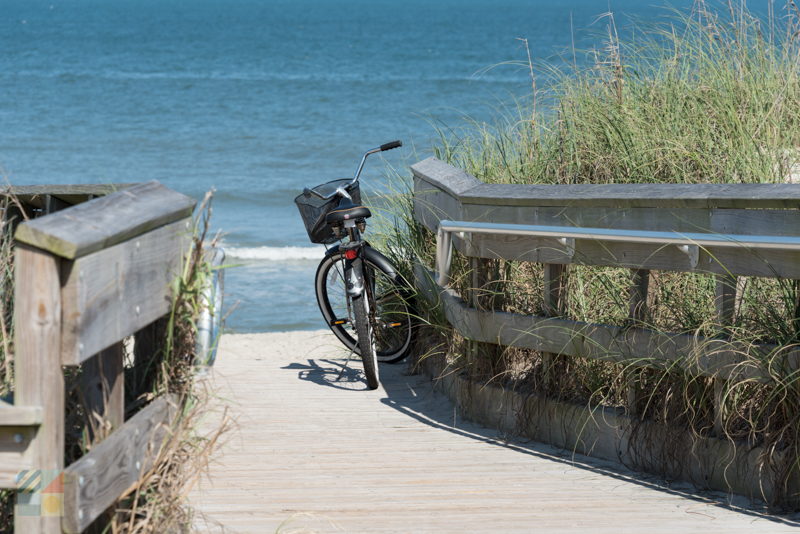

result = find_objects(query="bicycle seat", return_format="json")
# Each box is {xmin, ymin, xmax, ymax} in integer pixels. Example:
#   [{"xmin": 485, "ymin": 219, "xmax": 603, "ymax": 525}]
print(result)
[{"xmin": 326, "ymin": 197, "xmax": 372, "ymax": 225}]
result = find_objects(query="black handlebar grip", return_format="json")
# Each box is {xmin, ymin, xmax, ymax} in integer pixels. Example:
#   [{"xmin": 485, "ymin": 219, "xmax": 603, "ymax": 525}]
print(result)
[{"xmin": 380, "ymin": 140, "xmax": 403, "ymax": 151}]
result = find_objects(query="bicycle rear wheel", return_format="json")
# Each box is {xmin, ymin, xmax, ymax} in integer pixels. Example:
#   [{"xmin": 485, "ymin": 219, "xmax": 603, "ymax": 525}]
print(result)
[{"xmin": 315, "ymin": 250, "xmax": 413, "ymax": 363}]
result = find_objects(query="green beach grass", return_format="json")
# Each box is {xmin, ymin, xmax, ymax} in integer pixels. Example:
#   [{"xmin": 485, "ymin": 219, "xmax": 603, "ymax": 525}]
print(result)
[{"xmin": 373, "ymin": 0, "xmax": 800, "ymax": 511}]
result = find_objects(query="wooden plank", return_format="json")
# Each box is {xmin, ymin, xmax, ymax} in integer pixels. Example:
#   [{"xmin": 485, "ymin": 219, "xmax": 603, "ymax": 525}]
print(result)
[
  {"xmin": 80, "ymin": 342, "xmax": 125, "ymax": 442},
  {"xmin": 42, "ymin": 195, "xmax": 69, "ymax": 215},
  {"xmin": 0, "ymin": 401, "xmax": 43, "ymax": 426},
  {"xmin": 414, "ymin": 264, "xmax": 787, "ymax": 383},
  {"xmin": 543, "ymin": 264, "xmax": 566, "ymax": 317},
  {"xmin": 192, "ymin": 331, "xmax": 799, "ymax": 531},
  {"xmin": 467, "ymin": 258, "xmax": 503, "ymax": 376},
  {"xmin": 0, "ymin": 184, "xmax": 135, "ymax": 209},
  {"xmin": 462, "ymin": 232, "xmax": 800, "ymax": 279},
  {"xmin": 461, "ymin": 204, "xmax": 800, "ymax": 238},
  {"xmin": 715, "ymin": 273, "xmax": 738, "ymax": 327},
  {"xmin": 629, "ymin": 269, "xmax": 649, "ymax": 325},
  {"xmin": 60, "ymin": 219, "xmax": 189, "ymax": 365},
  {"xmin": 627, "ymin": 269, "xmax": 650, "ymax": 415},
  {"xmin": 410, "ymin": 157, "xmax": 482, "ymax": 198},
  {"xmin": 15, "ymin": 181, "xmax": 195, "ymax": 259},
  {"xmin": 0, "ymin": 426, "xmax": 35, "ymax": 489},
  {"xmin": 542, "ymin": 263, "xmax": 566, "ymax": 390},
  {"xmin": 713, "ymin": 273, "xmax": 738, "ymax": 436},
  {"xmin": 62, "ymin": 394, "xmax": 178, "ymax": 534},
  {"xmin": 411, "ymin": 158, "xmax": 800, "ymax": 209},
  {"xmin": 413, "ymin": 177, "xmax": 464, "ymax": 234},
  {"xmin": 464, "ymin": 182, "xmax": 800, "ymax": 209},
  {"xmin": 13, "ymin": 244, "xmax": 64, "ymax": 534}
]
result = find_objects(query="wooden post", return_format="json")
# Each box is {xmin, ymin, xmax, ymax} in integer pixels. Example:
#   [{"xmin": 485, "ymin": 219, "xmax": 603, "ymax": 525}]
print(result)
[
  {"xmin": 713, "ymin": 273, "xmax": 737, "ymax": 436},
  {"xmin": 468, "ymin": 258, "xmax": 489, "ymax": 377},
  {"xmin": 542, "ymin": 263, "xmax": 567, "ymax": 392},
  {"xmin": 81, "ymin": 343, "xmax": 125, "ymax": 443},
  {"xmin": 467, "ymin": 258, "xmax": 504, "ymax": 380},
  {"xmin": 14, "ymin": 244, "xmax": 64, "ymax": 534},
  {"xmin": 626, "ymin": 269, "xmax": 650, "ymax": 416}
]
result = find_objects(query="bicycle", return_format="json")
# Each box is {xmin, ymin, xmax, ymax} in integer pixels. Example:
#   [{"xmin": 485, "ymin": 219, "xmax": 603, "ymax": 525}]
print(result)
[{"xmin": 295, "ymin": 141, "xmax": 414, "ymax": 390}]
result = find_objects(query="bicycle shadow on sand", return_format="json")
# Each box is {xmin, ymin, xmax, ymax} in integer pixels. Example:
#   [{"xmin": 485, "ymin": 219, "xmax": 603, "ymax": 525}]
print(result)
[{"xmin": 281, "ymin": 356, "xmax": 374, "ymax": 392}]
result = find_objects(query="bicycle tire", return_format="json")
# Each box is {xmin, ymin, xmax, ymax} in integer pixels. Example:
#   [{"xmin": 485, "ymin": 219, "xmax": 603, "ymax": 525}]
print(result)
[
  {"xmin": 352, "ymin": 292, "xmax": 380, "ymax": 390},
  {"xmin": 315, "ymin": 250, "xmax": 413, "ymax": 363}
]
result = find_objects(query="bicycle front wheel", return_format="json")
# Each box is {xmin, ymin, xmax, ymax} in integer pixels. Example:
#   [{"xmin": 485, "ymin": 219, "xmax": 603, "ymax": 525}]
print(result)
[
  {"xmin": 352, "ymin": 292, "xmax": 379, "ymax": 390},
  {"xmin": 315, "ymin": 250, "xmax": 413, "ymax": 363}
]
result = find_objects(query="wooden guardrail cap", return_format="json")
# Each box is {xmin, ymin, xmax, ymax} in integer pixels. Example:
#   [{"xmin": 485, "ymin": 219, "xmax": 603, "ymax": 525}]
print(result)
[
  {"xmin": 410, "ymin": 157, "xmax": 482, "ymax": 197},
  {"xmin": 0, "ymin": 183, "xmax": 136, "ymax": 209},
  {"xmin": 14, "ymin": 181, "xmax": 196, "ymax": 259},
  {"xmin": 412, "ymin": 158, "xmax": 800, "ymax": 209}
]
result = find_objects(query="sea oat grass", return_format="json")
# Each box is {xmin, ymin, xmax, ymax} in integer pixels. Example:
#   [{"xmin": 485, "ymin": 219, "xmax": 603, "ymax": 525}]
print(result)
[{"xmin": 377, "ymin": 1, "xmax": 800, "ymax": 510}]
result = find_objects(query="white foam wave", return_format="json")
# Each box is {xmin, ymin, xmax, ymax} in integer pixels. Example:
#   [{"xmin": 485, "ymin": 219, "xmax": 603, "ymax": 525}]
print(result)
[{"xmin": 225, "ymin": 245, "xmax": 325, "ymax": 261}]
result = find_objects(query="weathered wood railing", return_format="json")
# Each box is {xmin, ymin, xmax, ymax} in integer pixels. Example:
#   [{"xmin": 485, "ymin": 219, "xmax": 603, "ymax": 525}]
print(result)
[
  {"xmin": 412, "ymin": 157, "xmax": 800, "ymax": 503},
  {"xmin": 0, "ymin": 181, "xmax": 195, "ymax": 533}
]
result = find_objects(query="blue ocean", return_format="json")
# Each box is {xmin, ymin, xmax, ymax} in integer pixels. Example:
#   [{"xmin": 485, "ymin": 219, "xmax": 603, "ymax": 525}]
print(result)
[{"xmin": 1, "ymin": 0, "xmax": 707, "ymax": 332}]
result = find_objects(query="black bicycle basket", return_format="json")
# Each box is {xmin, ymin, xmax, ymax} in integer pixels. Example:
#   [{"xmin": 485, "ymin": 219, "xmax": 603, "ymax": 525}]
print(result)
[{"xmin": 294, "ymin": 179, "xmax": 362, "ymax": 244}]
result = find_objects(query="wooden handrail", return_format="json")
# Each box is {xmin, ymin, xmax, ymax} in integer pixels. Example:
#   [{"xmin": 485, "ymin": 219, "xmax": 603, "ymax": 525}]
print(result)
[
  {"xmin": 14, "ymin": 181, "xmax": 195, "ymax": 259},
  {"xmin": 411, "ymin": 158, "xmax": 800, "ymax": 505},
  {"xmin": 6, "ymin": 181, "xmax": 195, "ymax": 533},
  {"xmin": 413, "ymin": 157, "xmax": 800, "ymax": 208}
]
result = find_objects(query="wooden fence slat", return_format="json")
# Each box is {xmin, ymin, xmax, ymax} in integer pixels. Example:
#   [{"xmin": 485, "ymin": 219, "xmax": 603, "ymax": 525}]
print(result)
[
  {"xmin": 0, "ymin": 402, "xmax": 43, "ymax": 426},
  {"xmin": 412, "ymin": 158, "xmax": 800, "ymax": 209},
  {"xmin": 410, "ymin": 158, "xmax": 482, "ymax": 198},
  {"xmin": 713, "ymin": 273, "xmax": 738, "ymax": 436},
  {"xmin": 13, "ymin": 244, "xmax": 64, "ymax": 534},
  {"xmin": 415, "ymin": 264, "xmax": 789, "ymax": 383},
  {"xmin": 628, "ymin": 269, "xmax": 649, "ymax": 324},
  {"xmin": 627, "ymin": 269, "xmax": 650, "ymax": 415},
  {"xmin": 14, "ymin": 181, "xmax": 195, "ymax": 260},
  {"xmin": 461, "ymin": 204, "xmax": 800, "ymax": 238},
  {"xmin": 542, "ymin": 263, "xmax": 567, "ymax": 390},
  {"xmin": 0, "ymin": 184, "xmax": 134, "ymax": 210},
  {"xmin": 467, "ymin": 258, "xmax": 503, "ymax": 376},
  {"xmin": 62, "ymin": 394, "xmax": 178, "ymax": 534},
  {"xmin": 451, "ymin": 232, "xmax": 800, "ymax": 279},
  {"xmin": 60, "ymin": 219, "xmax": 189, "ymax": 365},
  {"xmin": 0, "ymin": 426, "xmax": 35, "ymax": 489}
]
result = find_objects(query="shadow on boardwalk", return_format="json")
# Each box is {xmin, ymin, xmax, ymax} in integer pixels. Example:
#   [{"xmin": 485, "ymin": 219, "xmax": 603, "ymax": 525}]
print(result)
[{"xmin": 283, "ymin": 355, "xmax": 800, "ymax": 529}]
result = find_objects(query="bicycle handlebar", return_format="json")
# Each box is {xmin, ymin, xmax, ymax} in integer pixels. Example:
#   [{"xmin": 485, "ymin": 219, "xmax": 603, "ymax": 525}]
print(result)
[
  {"xmin": 304, "ymin": 140, "xmax": 404, "ymax": 201},
  {"xmin": 380, "ymin": 140, "xmax": 402, "ymax": 151}
]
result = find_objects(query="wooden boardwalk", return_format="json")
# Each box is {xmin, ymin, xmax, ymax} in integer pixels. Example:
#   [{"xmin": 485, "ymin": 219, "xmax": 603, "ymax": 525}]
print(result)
[{"xmin": 190, "ymin": 331, "xmax": 800, "ymax": 533}]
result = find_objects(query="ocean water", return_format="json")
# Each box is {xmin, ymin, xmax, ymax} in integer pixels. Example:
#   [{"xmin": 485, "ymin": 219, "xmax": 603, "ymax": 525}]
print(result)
[{"xmin": 0, "ymin": 0, "xmax": 702, "ymax": 332}]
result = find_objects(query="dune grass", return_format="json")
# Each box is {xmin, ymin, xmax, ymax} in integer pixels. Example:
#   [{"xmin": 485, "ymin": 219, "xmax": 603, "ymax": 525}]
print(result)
[{"xmin": 372, "ymin": 0, "xmax": 800, "ymax": 511}]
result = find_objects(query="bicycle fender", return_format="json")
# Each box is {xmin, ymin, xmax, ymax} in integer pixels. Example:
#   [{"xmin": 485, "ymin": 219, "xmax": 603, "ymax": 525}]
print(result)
[
  {"xmin": 324, "ymin": 245, "xmax": 401, "ymax": 283},
  {"xmin": 344, "ymin": 257, "xmax": 365, "ymax": 297}
]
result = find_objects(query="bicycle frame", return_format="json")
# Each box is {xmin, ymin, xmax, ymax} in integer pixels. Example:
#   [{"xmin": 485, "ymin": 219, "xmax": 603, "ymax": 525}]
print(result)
[
  {"xmin": 304, "ymin": 141, "xmax": 402, "ymax": 301},
  {"xmin": 340, "ymin": 221, "xmax": 367, "ymax": 298}
]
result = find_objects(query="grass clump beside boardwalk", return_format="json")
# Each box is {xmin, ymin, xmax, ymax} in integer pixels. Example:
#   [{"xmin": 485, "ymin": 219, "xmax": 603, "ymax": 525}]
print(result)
[
  {"xmin": 378, "ymin": 1, "xmax": 800, "ymax": 512},
  {"xmin": 436, "ymin": 1, "xmax": 800, "ymax": 186}
]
